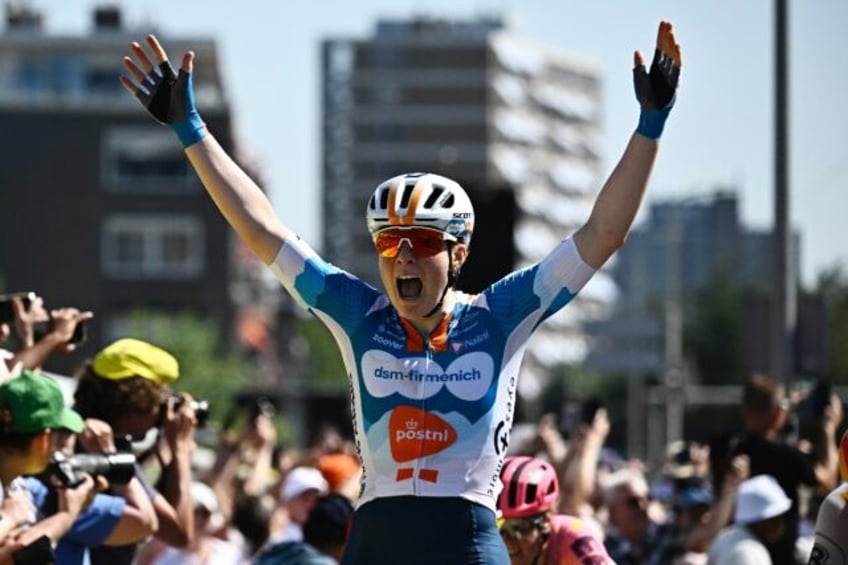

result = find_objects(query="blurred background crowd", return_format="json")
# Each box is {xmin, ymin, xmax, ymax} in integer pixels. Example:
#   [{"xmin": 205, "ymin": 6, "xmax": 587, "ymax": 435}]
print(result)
[
  {"xmin": 2, "ymin": 1, "xmax": 848, "ymax": 564},
  {"xmin": 0, "ymin": 291, "xmax": 844, "ymax": 564}
]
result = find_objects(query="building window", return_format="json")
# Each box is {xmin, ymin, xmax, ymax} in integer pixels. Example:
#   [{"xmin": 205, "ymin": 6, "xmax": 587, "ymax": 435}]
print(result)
[
  {"xmin": 102, "ymin": 214, "xmax": 204, "ymax": 279},
  {"xmin": 87, "ymin": 67, "xmax": 121, "ymax": 96},
  {"xmin": 102, "ymin": 127, "xmax": 198, "ymax": 192}
]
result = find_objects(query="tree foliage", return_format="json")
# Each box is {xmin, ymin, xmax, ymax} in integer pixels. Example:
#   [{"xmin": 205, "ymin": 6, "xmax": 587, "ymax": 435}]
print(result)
[
  {"xmin": 297, "ymin": 317, "xmax": 347, "ymax": 390},
  {"xmin": 683, "ymin": 269, "xmax": 745, "ymax": 385},
  {"xmin": 817, "ymin": 263, "xmax": 848, "ymax": 382},
  {"xmin": 121, "ymin": 310, "xmax": 257, "ymax": 425}
]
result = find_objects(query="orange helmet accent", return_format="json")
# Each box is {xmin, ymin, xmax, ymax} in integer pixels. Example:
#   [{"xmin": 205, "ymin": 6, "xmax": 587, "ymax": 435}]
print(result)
[{"xmin": 367, "ymin": 172, "xmax": 475, "ymax": 244}]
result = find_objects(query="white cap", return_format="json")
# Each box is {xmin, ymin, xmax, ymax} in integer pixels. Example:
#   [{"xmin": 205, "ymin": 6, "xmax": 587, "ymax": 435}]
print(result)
[
  {"xmin": 733, "ymin": 474, "xmax": 792, "ymax": 525},
  {"xmin": 280, "ymin": 466, "xmax": 329, "ymax": 502},
  {"xmin": 191, "ymin": 481, "xmax": 225, "ymax": 531}
]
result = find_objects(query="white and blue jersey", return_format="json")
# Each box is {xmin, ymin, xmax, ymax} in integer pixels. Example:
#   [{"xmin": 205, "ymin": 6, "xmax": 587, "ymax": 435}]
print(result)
[{"xmin": 270, "ymin": 235, "xmax": 594, "ymax": 512}]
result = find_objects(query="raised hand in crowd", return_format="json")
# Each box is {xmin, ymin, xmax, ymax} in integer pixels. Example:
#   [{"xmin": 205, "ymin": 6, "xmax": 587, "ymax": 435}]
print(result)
[
  {"xmin": 684, "ymin": 454, "xmax": 750, "ymax": 554},
  {"xmin": 154, "ymin": 391, "xmax": 198, "ymax": 547},
  {"xmin": 4, "ymin": 304, "xmax": 92, "ymax": 372},
  {"xmin": 562, "ymin": 407, "xmax": 611, "ymax": 519}
]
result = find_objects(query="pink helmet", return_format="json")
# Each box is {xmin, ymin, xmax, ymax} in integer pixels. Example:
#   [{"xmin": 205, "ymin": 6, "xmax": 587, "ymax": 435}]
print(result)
[{"xmin": 498, "ymin": 456, "xmax": 560, "ymax": 519}]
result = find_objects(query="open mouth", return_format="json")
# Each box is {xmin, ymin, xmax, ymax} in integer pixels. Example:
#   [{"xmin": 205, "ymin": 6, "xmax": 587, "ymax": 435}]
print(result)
[{"xmin": 396, "ymin": 276, "xmax": 423, "ymax": 300}]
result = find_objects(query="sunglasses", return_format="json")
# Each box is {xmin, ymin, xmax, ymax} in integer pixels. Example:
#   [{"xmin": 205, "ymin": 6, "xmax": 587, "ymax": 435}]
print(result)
[
  {"xmin": 499, "ymin": 517, "xmax": 544, "ymax": 540},
  {"xmin": 373, "ymin": 228, "xmax": 455, "ymax": 258}
]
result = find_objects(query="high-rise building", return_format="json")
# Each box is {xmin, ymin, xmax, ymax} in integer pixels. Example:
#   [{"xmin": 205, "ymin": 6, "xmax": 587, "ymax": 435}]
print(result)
[
  {"xmin": 321, "ymin": 16, "xmax": 615, "ymax": 397},
  {"xmin": 0, "ymin": 5, "xmax": 239, "ymax": 372},
  {"xmin": 612, "ymin": 191, "xmax": 798, "ymax": 319},
  {"xmin": 585, "ymin": 189, "xmax": 810, "ymax": 378}
]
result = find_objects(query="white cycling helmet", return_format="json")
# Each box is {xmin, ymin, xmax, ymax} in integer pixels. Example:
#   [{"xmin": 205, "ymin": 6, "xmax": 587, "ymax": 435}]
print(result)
[{"xmin": 366, "ymin": 172, "xmax": 475, "ymax": 245}]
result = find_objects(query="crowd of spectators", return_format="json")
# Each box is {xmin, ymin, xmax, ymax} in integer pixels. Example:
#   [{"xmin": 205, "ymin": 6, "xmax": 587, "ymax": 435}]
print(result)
[{"xmin": 0, "ymin": 291, "xmax": 844, "ymax": 564}]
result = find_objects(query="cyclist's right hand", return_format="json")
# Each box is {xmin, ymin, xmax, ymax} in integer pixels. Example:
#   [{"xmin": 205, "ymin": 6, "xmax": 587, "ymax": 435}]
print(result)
[{"xmin": 119, "ymin": 35, "xmax": 206, "ymax": 148}]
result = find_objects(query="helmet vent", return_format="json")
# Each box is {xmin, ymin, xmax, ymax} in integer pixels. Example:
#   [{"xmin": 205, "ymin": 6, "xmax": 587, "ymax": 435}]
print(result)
[
  {"xmin": 379, "ymin": 187, "xmax": 390, "ymax": 210},
  {"xmin": 423, "ymin": 186, "xmax": 444, "ymax": 209},
  {"xmin": 526, "ymin": 484, "xmax": 538, "ymax": 504},
  {"xmin": 399, "ymin": 183, "xmax": 414, "ymax": 208},
  {"xmin": 368, "ymin": 194, "xmax": 376, "ymax": 210},
  {"xmin": 442, "ymin": 193, "xmax": 455, "ymax": 208}
]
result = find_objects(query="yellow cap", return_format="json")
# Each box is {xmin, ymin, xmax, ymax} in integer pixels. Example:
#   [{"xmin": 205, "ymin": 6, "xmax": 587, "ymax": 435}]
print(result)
[{"xmin": 92, "ymin": 338, "xmax": 179, "ymax": 385}]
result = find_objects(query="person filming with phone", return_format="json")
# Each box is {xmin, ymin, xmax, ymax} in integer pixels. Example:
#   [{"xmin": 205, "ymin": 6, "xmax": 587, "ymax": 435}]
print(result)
[{"xmin": 0, "ymin": 291, "xmax": 92, "ymax": 379}]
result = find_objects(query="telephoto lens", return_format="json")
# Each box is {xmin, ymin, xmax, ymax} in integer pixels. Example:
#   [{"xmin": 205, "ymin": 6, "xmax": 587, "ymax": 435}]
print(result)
[{"xmin": 50, "ymin": 452, "xmax": 136, "ymax": 488}]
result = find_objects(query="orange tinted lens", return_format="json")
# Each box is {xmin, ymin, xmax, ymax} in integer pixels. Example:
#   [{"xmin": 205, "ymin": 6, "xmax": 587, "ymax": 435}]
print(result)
[
  {"xmin": 374, "ymin": 232, "xmax": 403, "ymax": 257},
  {"xmin": 374, "ymin": 229, "xmax": 446, "ymax": 258}
]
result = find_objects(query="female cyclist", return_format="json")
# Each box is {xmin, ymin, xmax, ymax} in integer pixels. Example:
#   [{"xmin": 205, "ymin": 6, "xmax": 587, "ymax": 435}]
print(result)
[{"xmin": 119, "ymin": 21, "xmax": 681, "ymax": 565}]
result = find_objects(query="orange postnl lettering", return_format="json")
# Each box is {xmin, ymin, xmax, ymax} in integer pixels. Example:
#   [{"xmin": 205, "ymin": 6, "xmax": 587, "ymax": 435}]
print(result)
[{"xmin": 389, "ymin": 405, "xmax": 457, "ymax": 462}]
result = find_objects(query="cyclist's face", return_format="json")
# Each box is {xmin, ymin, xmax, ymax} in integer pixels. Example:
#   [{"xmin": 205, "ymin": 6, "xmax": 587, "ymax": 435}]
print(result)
[
  {"xmin": 500, "ymin": 519, "xmax": 545, "ymax": 565},
  {"xmin": 378, "ymin": 239, "xmax": 466, "ymax": 325}
]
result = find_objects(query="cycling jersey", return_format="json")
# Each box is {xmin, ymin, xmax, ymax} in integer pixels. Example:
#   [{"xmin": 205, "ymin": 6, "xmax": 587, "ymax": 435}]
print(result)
[
  {"xmin": 270, "ymin": 235, "xmax": 594, "ymax": 512},
  {"xmin": 809, "ymin": 483, "xmax": 848, "ymax": 564},
  {"xmin": 545, "ymin": 515, "xmax": 613, "ymax": 565}
]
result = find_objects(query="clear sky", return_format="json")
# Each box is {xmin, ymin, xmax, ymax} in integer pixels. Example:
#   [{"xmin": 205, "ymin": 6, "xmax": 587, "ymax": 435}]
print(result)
[{"xmin": 44, "ymin": 0, "xmax": 848, "ymax": 288}]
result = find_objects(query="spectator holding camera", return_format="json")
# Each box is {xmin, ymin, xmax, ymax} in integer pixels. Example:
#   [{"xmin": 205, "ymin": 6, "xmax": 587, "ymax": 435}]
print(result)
[
  {"xmin": 20, "ymin": 415, "xmax": 158, "ymax": 564},
  {"xmin": 73, "ymin": 338, "xmax": 199, "ymax": 564},
  {"xmin": 0, "ymin": 292, "xmax": 92, "ymax": 376},
  {"xmin": 709, "ymin": 374, "xmax": 843, "ymax": 565},
  {"xmin": 0, "ymin": 370, "xmax": 100, "ymax": 563}
]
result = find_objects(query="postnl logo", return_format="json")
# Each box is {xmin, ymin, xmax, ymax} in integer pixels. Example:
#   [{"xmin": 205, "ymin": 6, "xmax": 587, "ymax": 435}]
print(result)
[{"xmin": 389, "ymin": 405, "xmax": 457, "ymax": 462}]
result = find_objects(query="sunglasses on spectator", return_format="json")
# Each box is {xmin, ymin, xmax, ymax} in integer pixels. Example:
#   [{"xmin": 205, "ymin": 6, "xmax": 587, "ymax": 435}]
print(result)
[
  {"xmin": 499, "ymin": 517, "xmax": 545, "ymax": 540},
  {"xmin": 373, "ymin": 227, "xmax": 456, "ymax": 258}
]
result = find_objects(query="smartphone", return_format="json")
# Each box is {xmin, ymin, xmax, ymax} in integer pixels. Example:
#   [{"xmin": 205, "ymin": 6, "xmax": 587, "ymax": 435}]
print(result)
[
  {"xmin": 0, "ymin": 291, "xmax": 36, "ymax": 323},
  {"xmin": 33, "ymin": 319, "xmax": 87, "ymax": 346}
]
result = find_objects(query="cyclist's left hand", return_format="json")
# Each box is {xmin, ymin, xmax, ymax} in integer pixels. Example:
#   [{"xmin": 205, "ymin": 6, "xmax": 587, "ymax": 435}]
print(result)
[{"xmin": 633, "ymin": 20, "xmax": 682, "ymax": 111}]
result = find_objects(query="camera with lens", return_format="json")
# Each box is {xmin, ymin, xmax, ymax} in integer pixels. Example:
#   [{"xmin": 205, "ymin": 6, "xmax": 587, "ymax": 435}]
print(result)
[
  {"xmin": 168, "ymin": 393, "xmax": 210, "ymax": 428},
  {"xmin": 49, "ymin": 451, "xmax": 136, "ymax": 488}
]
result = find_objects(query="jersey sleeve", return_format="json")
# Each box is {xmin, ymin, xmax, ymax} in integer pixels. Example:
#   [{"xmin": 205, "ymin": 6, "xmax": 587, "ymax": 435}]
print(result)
[
  {"xmin": 269, "ymin": 235, "xmax": 382, "ymax": 334},
  {"xmin": 483, "ymin": 236, "xmax": 595, "ymax": 333}
]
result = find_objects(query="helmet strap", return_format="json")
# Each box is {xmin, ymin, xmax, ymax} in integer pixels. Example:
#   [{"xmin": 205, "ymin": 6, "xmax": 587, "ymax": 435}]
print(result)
[{"xmin": 423, "ymin": 243, "xmax": 457, "ymax": 318}]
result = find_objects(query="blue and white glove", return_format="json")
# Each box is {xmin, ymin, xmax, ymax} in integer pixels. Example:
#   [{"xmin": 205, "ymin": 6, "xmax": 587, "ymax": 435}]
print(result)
[{"xmin": 633, "ymin": 21, "xmax": 682, "ymax": 140}]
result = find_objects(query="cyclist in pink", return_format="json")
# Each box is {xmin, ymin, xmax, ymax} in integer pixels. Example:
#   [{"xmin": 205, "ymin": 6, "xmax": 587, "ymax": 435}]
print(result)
[
  {"xmin": 498, "ymin": 455, "xmax": 613, "ymax": 565},
  {"xmin": 120, "ymin": 20, "xmax": 681, "ymax": 565}
]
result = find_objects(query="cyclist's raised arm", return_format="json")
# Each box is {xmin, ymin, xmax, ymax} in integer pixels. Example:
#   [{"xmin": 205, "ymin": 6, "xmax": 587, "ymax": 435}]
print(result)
[
  {"xmin": 119, "ymin": 35, "xmax": 292, "ymax": 265},
  {"xmin": 573, "ymin": 21, "xmax": 682, "ymax": 269}
]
